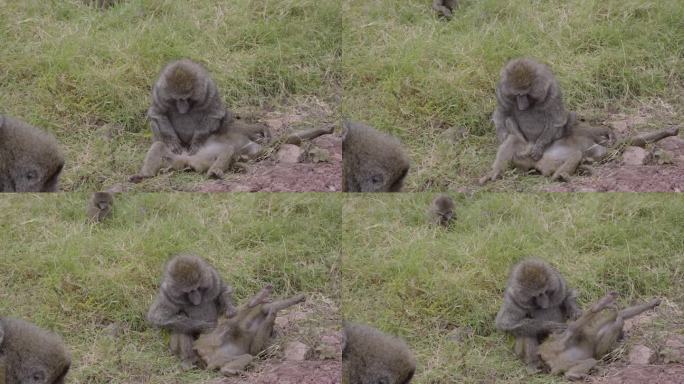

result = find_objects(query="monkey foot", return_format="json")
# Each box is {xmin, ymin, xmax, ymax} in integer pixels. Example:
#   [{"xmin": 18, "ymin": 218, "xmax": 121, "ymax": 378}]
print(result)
[
  {"xmin": 128, "ymin": 174, "xmax": 148, "ymax": 184},
  {"xmin": 552, "ymin": 172, "xmax": 571, "ymax": 182},
  {"xmin": 208, "ymin": 169, "xmax": 224, "ymax": 179}
]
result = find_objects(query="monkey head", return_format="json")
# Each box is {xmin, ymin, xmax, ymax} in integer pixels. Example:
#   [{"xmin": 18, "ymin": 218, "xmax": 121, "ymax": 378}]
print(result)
[
  {"xmin": 0, "ymin": 318, "xmax": 71, "ymax": 384},
  {"xmin": 500, "ymin": 58, "xmax": 552, "ymax": 111},
  {"xmin": 509, "ymin": 259, "xmax": 563, "ymax": 310},
  {"xmin": 160, "ymin": 59, "xmax": 209, "ymax": 114},
  {"xmin": 163, "ymin": 254, "xmax": 212, "ymax": 306},
  {"xmin": 92, "ymin": 192, "xmax": 113, "ymax": 210}
]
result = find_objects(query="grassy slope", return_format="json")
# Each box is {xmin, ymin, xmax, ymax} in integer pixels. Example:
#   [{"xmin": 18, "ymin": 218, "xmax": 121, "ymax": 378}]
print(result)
[
  {"xmin": 342, "ymin": 193, "xmax": 684, "ymax": 383},
  {"xmin": 0, "ymin": 0, "xmax": 341, "ymax": 191},
  {"xmin": 0, "ymin": 193, "xmax": 341, "ymax": 384},
  {"xmin": 341, "ymin": 0, "xmax": 684, "ymax": 191}
]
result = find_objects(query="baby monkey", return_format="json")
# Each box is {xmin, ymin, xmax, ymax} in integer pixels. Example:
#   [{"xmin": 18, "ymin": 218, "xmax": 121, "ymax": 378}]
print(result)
[
  {"xmin": 193, "ymin": 285, "xmax": 305, "ymax": 376},
  {"xmin": 86, "ymin": 191, "xmax": 114, "ymax": 223},
  {"xmin": 432, "ymin": 0, "xmax": 458, "ymax": 19},
  {"xmin": 539, "ymin": 292, "xmax": 661, "ymax": 381},
  {"xmin": 428, "ymin": 194, "xmax": 455, "ymax": 227}
]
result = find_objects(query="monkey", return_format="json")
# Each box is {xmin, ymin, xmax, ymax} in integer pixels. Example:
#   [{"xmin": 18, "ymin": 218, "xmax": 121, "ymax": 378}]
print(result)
[
  {"xmin": 0, "ymin": 317, "xmax": 71, "ymax": 384},
  {"xmin": 432, "ymin": 0, "xmax": 458, "ymax": 19},
  {"xmin": 495, "ymin": 259, "xmax": 582, "ymax": 373},
  {"xmin": 342, "ymin": 121, "xmax": 410, "ymax": 192},
  {"xmin": 86, "ymin": 191, "xmax": 114, "ymax": 223},
  {"xmin": 342, "ymin": 323, "xmax": 416, "ymax": 384},
  {"xmin": 492, "ymin": 58, "xmax": 572, "ymax": 161},
  {"xmin": 147, "ymin": 254, "xmax": 238, "ymax": 370},
  {"xmin": 146, "ymin": 59, "xmax": 228, "ymax": 159},
  {"xmin": 130, "ymin": 118, "xmax": 270, "ymax": 182},
  {"xmin": 480, "ymin": 117, "xmax": 680, "ymax": 183},
  {"xmin": 0, "ymin": 115, "xmax": 64, "ymax": 192},
  {"xmin": 194, "ymin": 285, "xmax": 306, "ymax": 376},
  {"xmin": 83, "ymin": 0, "xmax": 119, "ymax": 8},
  {"xmin": 428, "ymin": 194, "xmax": 455, "ymax": 227},
  {"xmin": 539, "ymin": 292, "xmax": 661, "ymax": 380}
]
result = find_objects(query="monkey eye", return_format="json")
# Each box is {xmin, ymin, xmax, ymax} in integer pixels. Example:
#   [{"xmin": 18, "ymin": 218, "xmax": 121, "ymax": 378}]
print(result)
[
  {"xmin": 30, "ymin": 369, "xmax": 46, "ymax": 382},
  {"xmin": 25, "ymin": 170, "xmax": 38, "ymax": 180},
  {"xmin": 371, "ymin": 174, "xmax": 384, "ymax": 184}
]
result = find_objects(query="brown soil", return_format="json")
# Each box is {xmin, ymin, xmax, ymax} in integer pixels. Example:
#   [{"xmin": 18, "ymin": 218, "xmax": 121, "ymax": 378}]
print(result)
[
  {"xmin": 590, "ymin": 365, "xmax": 684, "ymax": 384},
  {"xmin": 544, "ymin": 134, "xmax": 684, "ymax": 192},
  {"xmin": 214, "ymin": 360, "xmax": 341, "ymax": 384}
]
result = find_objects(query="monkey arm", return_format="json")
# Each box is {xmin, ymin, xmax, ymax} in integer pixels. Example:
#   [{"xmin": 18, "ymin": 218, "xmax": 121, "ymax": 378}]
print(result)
[
  {"xmin": 189, "ymin": 110, "xmax": 226, "ymax": 154},
  {"xmin": 148, "ymin": 111, "xmax": 183, "ymax": 152},
  {"xmin": 562, "ymin": 290, "xmax": 583, "ymax": 320},
  {"xmin": 147, "ymin": 296, "xmax": 214, "ymax": 334},
  {"xmin": 529, "ymin": 110, "xmax": 568, "ymax": 160},
  {"xmin": 496, "ymin": 301, "xmax": 566, "ymax": 337}
]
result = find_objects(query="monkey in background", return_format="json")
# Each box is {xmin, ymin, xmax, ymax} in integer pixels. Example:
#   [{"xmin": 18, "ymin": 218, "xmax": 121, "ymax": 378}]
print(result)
[
  {"xmin": 428, "ymin": 194, "xmax": 455, "ymax": 227},
  {"xmin": 342, "ymin": 121, "xmax": 410, "ymax": 192},
  {"xmin": 147, "ymin": 254, "xmax": 238, "ymax": 370},
  {"xmin": 0, "ymin": 115, "xmax": 64, "ymax": 192},
  {"xmin": 147, "ymin": 59, "xmax": 228, "ymax": 155},
  {"xmin": 0, "ymin": 317, "xmax": 71, "ymax": 384},
  {"xmin": 495, "ymin": 259, "xmax": 582, "ymax": 373},
  {"xmin": 86, "ymin": 191, "xmax": 114, "ymax": 223},
  {"xmin": 493, "ymin": 58, "xmax": 572, "ymax": 161},
  {"xmin": 342, "ymin": 323, "xmax": 416, "ymax": 384},
  {"xmin": 432, "ymin": 0, "xmax": 458, "ymax": 19},
  {"xmin": 194, "ymin": 285, "xmax": 306, "ymax": 376}
]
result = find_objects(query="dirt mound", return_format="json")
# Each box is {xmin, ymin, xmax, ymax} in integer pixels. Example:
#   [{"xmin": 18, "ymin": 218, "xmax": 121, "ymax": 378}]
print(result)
[
  {"xmin": 216, "ymin": 360, "xmax": 341, "ymax": 384},
  {"xmin": 590, "ymin": 365, "xmax": 684, "ymax": 384}
]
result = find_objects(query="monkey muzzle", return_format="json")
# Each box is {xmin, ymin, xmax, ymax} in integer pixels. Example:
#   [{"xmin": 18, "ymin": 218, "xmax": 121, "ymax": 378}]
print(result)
[
  {"xmin": 517, "ymin": 95, "xmax": 530, "ymax": 111},
  {"xmin": 177, "ymin": 99, "xmax": 191, "ymax": 114}
]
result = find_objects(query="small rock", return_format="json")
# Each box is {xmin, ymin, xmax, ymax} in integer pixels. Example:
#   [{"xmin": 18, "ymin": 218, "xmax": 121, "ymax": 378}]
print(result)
[
  {"xmin": 277, "ymin": 144, "xmax": 303, "ymax": 163},
  {"xmin": 654, "ymin": 149, "xmax": 675, "ymax": 165},
  {"xmin": 284, "ymin": 341, "xmax": 312, "ymax": 361},
  {"xmin": 628, "ymin": 344, "xmax": 654, "ymax": 365},
  {"xmin": 320, "ymin": 335, "xmax": 340, "ymax": 346},
  {"xmin": 315, "ymin": 344, "xmax": 339, "ymax": 360},
  {"xmin": 661, "ymin": 335, "xmax": 684, "ymax": 363},
  {"xmin": 307, "ymin": 147, "xmax": 330, "ymax": 163},
  {"xmin": 606, "ymin": 119, "xmax": 629, "ymax": 133},
  {"xmin": 623, "ymin": 146, "xmax": 650, "ymax": 165}
]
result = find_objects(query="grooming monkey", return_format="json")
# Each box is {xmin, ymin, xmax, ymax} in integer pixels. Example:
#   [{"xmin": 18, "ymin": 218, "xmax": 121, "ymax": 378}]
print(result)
[
  {"xmin": 342, "ymin": 121, "xmax": 410, "ymax": 192},
  {"xmin": 480, "ymin": 117, "xmax": 680, "ymax": 183},
  {"xmin": 86, "ymin": 191, "xmax": 114, "ymax": 223},
  {"xmin": 147, "ymin": 254, "xmax": 238, "ymax": 370},
  {"xmin": 432, "ymin": 0, "xmax": 458, "ymax": 19},
  {"xmin": 428, "ymin": 194, "xmax": 455, "ymax": 227},
  {"xmin": 495, "ymin": 259, "xmax": 582, "ymax": 373},
  {"xmin": 131, "ymin": 119, "xmax": 271, "ymax": 181},
  {"xmin": 493, "ymin": 58, "xmax": 572, "ymax": 161},
  {"xmin": 0, "ymin": 116, "xmax": 64, "ymax": 192},
  {"xmin": 539, "ymin": 292, "xmax": 661, "ymax": 380},
  {"xmin": 193, "ymin": 285, "xmax": 306, "ymax": 376},
  {"xmin": 342, "ymin": 323, "xmax": 416, "ymax": 384},
  {"xmin": 0, "ymin": 317, "xmax": 71, "ymax": 384}
]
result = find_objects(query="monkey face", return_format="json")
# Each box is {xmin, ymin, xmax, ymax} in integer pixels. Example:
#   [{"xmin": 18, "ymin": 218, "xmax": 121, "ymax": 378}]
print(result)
[
  {"xmin": 183, "ymin": 286, "xmax": 203, "ymax": 306},
  {"xmin": 516, "ymin": 94, "xmax": 530, "ymax": 111},
  {"xmin": 175, "ymin": 98, "xmax": 192, "ymax": 114}
]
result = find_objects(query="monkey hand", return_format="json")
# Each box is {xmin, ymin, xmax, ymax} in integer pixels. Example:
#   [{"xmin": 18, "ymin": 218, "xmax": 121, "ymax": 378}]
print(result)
[
  {"xmin": 568, "ymin": 308, "xmax": 583, "ymax": 321},
  {"xmin": 225, "ymin": 307, "xmax": 238, "ymax": 318},
  {"xmin": 528, "ymin": 144, "xmax": 544, "ymax": 161}
]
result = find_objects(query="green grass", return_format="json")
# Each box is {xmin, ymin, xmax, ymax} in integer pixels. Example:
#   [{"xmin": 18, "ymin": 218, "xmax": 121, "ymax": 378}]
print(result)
[
  {"xmin": 341, "ymin": 0, "xmax": 684, "ymax": 191},
  {"xmin": 342, "ymin": 193, "xmax": 684, "ymax": 383},
  {"xmin": 0, "ymin": 0, "xmax": 341, "ymax": 191},
  {"xmin": 0, "ymin": 193, "xmax": 341, "ymax": 384}
]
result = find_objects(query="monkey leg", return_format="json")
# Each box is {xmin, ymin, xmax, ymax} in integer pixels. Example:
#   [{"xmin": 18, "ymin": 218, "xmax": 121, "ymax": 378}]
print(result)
[
  {"xmin": 622, "ymin": 127, "xmax": 679, "ymax": 147},
  {"xmin": 550, "ymin": 150, "xmax": 583, "ymax": 182},
  {"xmin": 514, "ymin": 336, "xmax": 542, "ymax": 373},
  {"xmin": 619, "ymin": 298, "xmax": 661, "ymax": 320},
  {"xmin": 130, "ymin": 141, "xmax": 171, "ymax": 182},
  {"xmin": 262, "ymin": 294, "xmax": 306, "ymax": 313},
  {"xmin": 170, "ymin": 332, "xmax": 200, "ymax": 370},
  {"xmin": 248, "ymin": 285, "xmax": 274, "ymax": 308},
  {"xmin": 479, "ymin": 134, "xmax": 520, "ymax": 184},
  {"xmin": 250, "ymin": 309, "xmax": 277, "ymax": 355},
  {"xmin": 207, "ymin": 145, "xmax": 237, "ymax": 179},
  {"xmin": 564, "ymin": 358, "xmax": 597, "ymax": 381},
  {"xmin": 432, "ymin": 1, "xmax": 453, "ymax": 18},
  {"xmin": 285, "ymin": 125, "xmax": 334, "ymax": 145},
  {"xmin": 219, "ymin": 354, "xmax": 253, "ymax": 376}
]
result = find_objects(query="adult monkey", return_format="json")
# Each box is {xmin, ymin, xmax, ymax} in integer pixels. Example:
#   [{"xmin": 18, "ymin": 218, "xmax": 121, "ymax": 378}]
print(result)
[
  {"xmin": 492, "ymin": 58, "xmax": 572, "ymax": 161},
  {"xmin": 147, "ymin": 59, "xmax": 229, "ymax": 155}
]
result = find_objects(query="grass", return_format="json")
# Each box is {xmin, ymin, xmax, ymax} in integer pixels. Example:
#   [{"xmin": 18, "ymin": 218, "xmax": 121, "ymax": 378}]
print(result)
[
  {"xmin": 341, "ymin": 0, "xmax": 684, "ymax": 191},
  {"xmin": 0, "ymin": 193, "xmax": 341, "ymax": 384},
  {"xmin": 342, "ymin": 193, "xmax": 684, "ymax": 383},
  {"xmin": 0, "ymin": 0, "xmax": 341, "ymax": 191}
]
